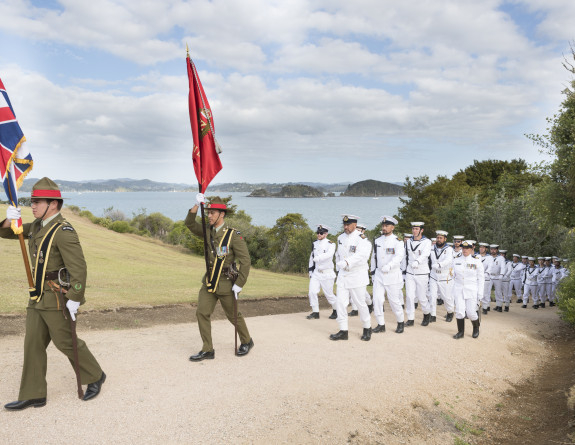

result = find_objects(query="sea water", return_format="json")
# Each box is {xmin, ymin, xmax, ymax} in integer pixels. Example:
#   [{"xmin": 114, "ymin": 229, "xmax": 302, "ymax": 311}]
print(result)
[{"xmin": 61, "ymin": 191, "xmax": 402, "ymax": 230}]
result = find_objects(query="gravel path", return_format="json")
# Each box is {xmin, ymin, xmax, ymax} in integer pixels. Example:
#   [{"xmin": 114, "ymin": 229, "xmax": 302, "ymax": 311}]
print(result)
[{"xmin": 0, "ymin": 305, "xmax": 565, "ymax": 444}]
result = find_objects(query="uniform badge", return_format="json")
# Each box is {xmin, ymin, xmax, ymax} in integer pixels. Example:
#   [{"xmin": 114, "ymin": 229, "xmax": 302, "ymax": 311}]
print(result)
[
  {"xmin": 349, "ymin": 246, "xmax": 356, "ymax": 253},
  {"xmin": 385, "ymin": 248, "xmax": 395, "ymax": 254},
  {"xmin": 39, "ymin": 251, "xmax": 44, "ymax": 264},
  {"xmin": 62, "ymin": 226, "xmax": 74, "ymax": 231},
  {"xmin": 216, "ymin": 246, "xmax": 228, "ymax": 257},
  {"xmin": 466, "ymin": 264, "xmax": 477, "ymax": 270}
]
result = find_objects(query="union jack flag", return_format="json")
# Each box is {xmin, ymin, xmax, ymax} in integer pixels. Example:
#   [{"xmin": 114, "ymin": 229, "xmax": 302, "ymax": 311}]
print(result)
[{"xmin": 0, "ymin": 77, "xmax": 33, "ymax": 234}]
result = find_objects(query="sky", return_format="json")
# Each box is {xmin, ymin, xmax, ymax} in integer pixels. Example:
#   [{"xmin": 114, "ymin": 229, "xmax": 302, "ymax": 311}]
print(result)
[{"xmin": 0, "ymin": 0, "xmax": 574, "ymax": 186}]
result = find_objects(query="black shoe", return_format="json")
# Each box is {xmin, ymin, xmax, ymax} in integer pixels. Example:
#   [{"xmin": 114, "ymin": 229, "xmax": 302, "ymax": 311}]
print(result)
[
  {"xmin": 421, "ymin": 313, "xmax": 431, "ymax": 326},
  {"xmin": 446, "ymin": 312, "xmax": 454, "ymax": 322},
  {"xmin": 329, "ymin": 310, "xmax": 337, "ymax": 319},
  {"xmin": 406, "ymin": 320, "xmax": 414, "ymax": 327},
  {"xmin": 402, "ymin": 304, "xmax": 405, "ymax": 309},
  {"xmin": 306, "ymin": 312, "xmax": 319, "ymax": 319},
  {"xmin": 540, "ymin": 302, "xmax": 546, "ymax": 308},
  {"xmin": 237, "ymin": 338, "xmax": 254, "ymax": 356},
  {"xmin": 190, "ymin": 350, "xmax": 215, "ymax": 362},
  {"xmin": 395, "ymin": 322, "xmax": 404, "ymax": 333},
  {"xmin": 496, "ymin": 306, "xmax": 503, "ymax": 312},
  {"xmin": 532, "ymin": 304, "xmax": 539, "ymax": 309},
  {"xmin": 472, "ymin": 319, "xmax": 480, "ymax": 338},
  {"xmin": 348, "ymin": 310, "xmax": 358, "ymax": 317},
  {"xmin": 550, "ymin": 301, "xmax": 555, "ymax": 307},
  {"xmin": 453, "ymin": 318, "xmax": 465, "ymax": 339},
  {"xmin": 522, "ymin": 305, "xmax": 527, "ymax": 308},
  {"xmin": 504, "ymin": 306, "xmax": 509, "ymax": 312},
  {"xmin": 373, "ymin": 324, "xmax": 386, "ymax": 333},
  {"xmin": 329, "ymin": 330, "xmax": 348, "ymax": 341},
  {"xmin": 437, "ymin": 298, "xmax": 444, "ymax": 305},
  {"xmin": 487, "ymin": 306, "xmax": 491, "ymax": 311},
  {"xmin": 368, "ymin": 304, "xmax": 374, "ymax": 314},
  {"xmin": 414, "ymin": 303, "xmax": 419, "ymax": 309},
  {"xmin": 83, "ymin": 372, "xmax": 106, "ymax": 401},
  {"xmin": 4, "ymin": 398, "xmax": 46, "ymax": 411},
  {"xmin": 517, "ymin": 299, "xmax": 523, "ymax": 304},
  {"xmin": 360, "ymin": 327, "xmax": 372, "ymax": 341},
  {"xmin": 482, "ymin": 308, "xmax": 488, "ymax": 315},
  {"xmin": 430, "ymin": 316, "xmax": 437, "ymax": 323}
]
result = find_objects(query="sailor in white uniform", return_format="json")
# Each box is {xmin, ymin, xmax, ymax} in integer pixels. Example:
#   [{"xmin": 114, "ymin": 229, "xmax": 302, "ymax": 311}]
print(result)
[
  {"xmin": 404, "ymin": 222, "xmax": 432, "ymax": 327},
  {"xmin": 306, "ymin": 224, "xmax": 337, "ymax": 320},
  {"xmin": 330, "ymin": 215, "xmax": 372, "ymax": 341},
  {"xmin": 429, "ymin": 230, "xmax": 454, "ymax": 322}
]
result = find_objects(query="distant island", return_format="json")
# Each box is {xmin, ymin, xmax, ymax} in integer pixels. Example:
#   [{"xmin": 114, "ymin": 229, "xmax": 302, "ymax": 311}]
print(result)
[
  {"xmin": 17, "ymin": 178, "xmax": 404, "ymax": 194},
  {"xmin": 341, "ymin": 180, "xmax": 404, "ymax": 197},
  {"xmin": 248, "ymin": 185, "xmax": 324, "ymax": 198}
]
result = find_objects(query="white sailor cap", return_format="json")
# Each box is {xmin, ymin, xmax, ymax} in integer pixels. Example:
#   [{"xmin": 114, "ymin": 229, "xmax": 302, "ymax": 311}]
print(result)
[
  {"xmin": 435, "ymin": 230, "xmax": 448, "ymax": 236},
  {"xmin": 537, "ymin": 256, "xmax": 544, "ymax": 260},
  {"xmin": 479, "ymin": 242, "xmax": 490, "ymax": 247},
  {"xmin": 356, "ymin": 223, "xmax": 367, "ymax": 230},
  {"xmin": 410, "ymin": 221, "xmax": 425, "ymax": 227},
  {"xmin": 447, "ymin": 242, "xmax": 454, "ymax": 246},
  {"xmin": 468, "ymin": 240, "xmax": 477, "ymax": 245},
  {"xmin": 499, "ymin": 249, "xmax": 507, "ymax": 254},
  {"xmin": 544, "ymin": 257, "xmax": 552, "ymax": 260},
  {"xmin": 489, "ymin": 244, "xmax": 499, "ymax": 249},
  {"xmin": 342, "ymin": 214, "xmax": 359, "ymax": 224},
  {"xmin": 512, "ymin": 253, "xmax": 520, "ymax": 257},
  {"xmin": 521, "ymin": 255, "xmax": 528, "ymax": 259},
  {"xmin": 528, "ymin": 257, "xmax": 535, "ymax": 261},
  {"xmin": 552, "ymin": 256, "xmax": 559, "ymax": 259},
  {"xmin": 403, "ymin": 233, "xmax": 412, "ymax": 238},
  {"xmin": 453, "ymin": 235, "xmax": 464, "ymax": 240},
  {"xmin": 316, "ymin": 224, "xmax": 331, "ymax": 233},
  {"xmin": 431, "ymin": 238, "xmax": 437, "ymax": 242},
  {"xmin": 381, "ymin": 215, "xmax": 398, "ymax": 225},
  {"xmin": 461, "ymin": 240, "xmax": 475, "ymax": 248}
]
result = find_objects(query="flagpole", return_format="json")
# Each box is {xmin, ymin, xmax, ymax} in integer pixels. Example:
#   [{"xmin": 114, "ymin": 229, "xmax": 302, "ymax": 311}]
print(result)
[
  {"xmin": 198, "ymin": 184, "xmax": 211, "ymax": 277},
  {"xmin": 5, "ymin": 187, "xmax": 34, "ymax": 290}
]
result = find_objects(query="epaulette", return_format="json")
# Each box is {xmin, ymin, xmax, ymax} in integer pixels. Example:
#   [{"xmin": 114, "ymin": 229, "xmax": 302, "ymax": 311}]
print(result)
[
  {"xmin": 328, "ymin": 240, "xmax": 334, "ymax": 244},
  {"xmin": 61, "ymin": 221, "xmax": 75, "ymax": 232}
]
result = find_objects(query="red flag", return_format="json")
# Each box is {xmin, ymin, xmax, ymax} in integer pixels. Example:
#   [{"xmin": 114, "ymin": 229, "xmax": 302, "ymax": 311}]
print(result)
[{"xmin": 187, "ymin": 55, "xmax": 222, "ymax": 193}]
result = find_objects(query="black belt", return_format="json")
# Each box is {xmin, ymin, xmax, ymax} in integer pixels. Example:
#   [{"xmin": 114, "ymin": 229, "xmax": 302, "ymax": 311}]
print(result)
[{"xmin": 45, "ymin": 271, "xmax": 59, "ymax": 280}]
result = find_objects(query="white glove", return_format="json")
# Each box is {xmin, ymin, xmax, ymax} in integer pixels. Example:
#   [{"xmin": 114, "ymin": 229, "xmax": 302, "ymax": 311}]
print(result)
[
  {"xmin": 381, "ymin": 264, "xmax": 391, "ymax": 273},
  {"xmin": 412, "ymin": 260, "xmax": 419, "ymax": 269},
  {"xmin": 66, "ymin": 300, "xmax": 81, "ymax": 321},
  {"xmin": 232, "ymin": 284, "xmax": 242, "ymax": 300},
  {"xmin": 7, "ymin": 205, "xmax": 21, "ymax": 221},
  {"xmin": 336, "ymin": 260, "xmax": 348, "ymax": 270},
  {"xmin": 195, "ymin": 193, "xmax": 205, "ymax": 205}
]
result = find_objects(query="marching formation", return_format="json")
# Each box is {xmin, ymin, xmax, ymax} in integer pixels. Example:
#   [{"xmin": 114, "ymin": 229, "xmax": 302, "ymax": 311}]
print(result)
[{"xmin": 307, "ymin": 216, "xmax": 570, "ymax": 341}]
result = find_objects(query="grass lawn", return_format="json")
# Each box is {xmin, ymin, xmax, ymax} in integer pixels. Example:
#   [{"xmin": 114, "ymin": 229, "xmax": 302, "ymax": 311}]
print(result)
[{"xmin": 0, "ymin": 205, "xmax": 308, "ymax": 314}]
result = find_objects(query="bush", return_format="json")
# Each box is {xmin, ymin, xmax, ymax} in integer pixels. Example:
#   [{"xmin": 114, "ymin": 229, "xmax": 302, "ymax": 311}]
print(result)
[{"xmin": 109, "ymin": 220, "xmax": 135, "ymax": 234}]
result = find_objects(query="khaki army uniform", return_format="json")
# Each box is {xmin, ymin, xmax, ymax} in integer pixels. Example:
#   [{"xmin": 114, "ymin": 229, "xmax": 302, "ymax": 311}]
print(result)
[
  {"xmin": 185, "ymin": 210, "xmax": 251, "ymax": 352},
  {"xmin": 0, "ymin": 213, "xmax": 102, "ymax": 400}
]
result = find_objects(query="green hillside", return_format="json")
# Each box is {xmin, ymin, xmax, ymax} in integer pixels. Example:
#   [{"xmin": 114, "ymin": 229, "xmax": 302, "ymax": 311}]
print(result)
[
  {"xmin": 0, "ymin": 205, "xmax": 308, "ymax": 314},
  {"xmin": 341, "ymin": 179, "xmax": 404, "ymax": 196}
]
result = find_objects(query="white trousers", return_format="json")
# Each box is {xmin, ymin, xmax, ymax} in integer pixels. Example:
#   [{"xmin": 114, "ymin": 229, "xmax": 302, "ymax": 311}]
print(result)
[
  {"xmin": 429, "ymin": 279, "xmax": 454, "ymax": 315},
  {"xmin": 454, "ymin": 294, "xmax": 479, "ymax": 321},
  {"xmin": 350, "ymin": 289, "xmax": 372, "ymax": 310},
  {"xmin": 308, "ymin": 277, "xmax": 336, "ymax": 312},
  {"xmin": 490, "ymin": 279, "xmax": 503, "ymax": 306},
  {"xmin": 405, "ymin": 274, "xmax": 430, "ymax": 320},
  {"xmin": 523, "ymin": 284, "xmax": 537, "ymax": 304},
  {"xmin": 510, "ymin": 279, "xmax": 523, "ymax": 300},
  {"xmin": 481, "ymin": 279, "xmax": 492, "ymax": 308},
  {"xmin": 372, "ymin": 280, "xmax": 404, "ymax": 324},
  {"xmin": 502, "ymin": 281, "xmax": 511, "ymax": 305},
  {"xmin": 337, "ymin": 286, "xmax": 371, "ymax": 330}
]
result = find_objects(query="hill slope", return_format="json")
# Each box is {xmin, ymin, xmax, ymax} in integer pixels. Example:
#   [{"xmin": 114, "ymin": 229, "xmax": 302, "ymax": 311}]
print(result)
[{"xmin": 0, "ymin": 205, "xmax": 308, "ymax": 313}]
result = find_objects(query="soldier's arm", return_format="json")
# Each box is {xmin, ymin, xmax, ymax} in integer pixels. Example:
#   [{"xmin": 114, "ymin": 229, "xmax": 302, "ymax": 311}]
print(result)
[
  {"xmin": 232, "ymin": 232, "xmax": 251, "ymax": 288},
  {"xmin": 0, "ymin": 220, "xmax": 32, "ymax": 239},
  {"xmin": 55, "ymin": 226, "xmax": 87, "ymax": 303},
  {"xmin": 184, "ymin": 206, "xmax": 205, "ymax": 238}
]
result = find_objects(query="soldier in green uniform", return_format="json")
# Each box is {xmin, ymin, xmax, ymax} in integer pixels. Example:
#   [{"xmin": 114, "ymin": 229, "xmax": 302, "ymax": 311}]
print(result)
[
  {"xmin": 1, "ymin": 178, "xmax": 105, "ymax": 410},
  {"xmin": 185, "ymin": 195, "xmax": 254, "ymax": 361}
]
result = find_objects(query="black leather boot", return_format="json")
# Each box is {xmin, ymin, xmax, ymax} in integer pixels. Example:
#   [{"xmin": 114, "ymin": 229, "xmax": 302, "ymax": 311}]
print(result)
[
  {"xmin": 329, "ymin": 330, "xmax": 348, "ymax": 341},
  {"xmin": 430, "ymin": 315, "xmax": 436, "ymax": 323},
  {"xmin": 368, "ymin": 304, "xmax": 374, "ymax": 314},
  {"xmin": 406, "ymin": 319, "xmax": 414, "ymax": 327},
  {"xmin": 395, "ymin": 322, "xmax": 404, "ymax": 333},
  {"xmin": 453, "ymin": 318, "xmax": 465, "ymax": 339},
  {"xmin": 372, "ymin": 324, "xmax": 386, "ymax": 333},
  {"xmin": 446, "ymin": 312, "xmax": 454, "ymax": 322},
  {"xmin": 348, "ymin": 310, "xmax": 358, "ymax": 316},
  {"xmin": 504, "ymin": 306, "xmax": 509, "ymax": 312},
  {"xmin": 472, "ymin": 319, "xmax": 480, "ymax": 338},
  {"xmin": 360, "ymin": 327, "xmax": 372, "ymax": 341},
  {"xmin": 540, "ymin": 302, "xmax": 546, "ymax": 308},
  {"xmin": 414, "ymin": 302, "xmax": 419, "ymax": 309},
  {"xmin": 482, "ymin": 308, "xmax": 488, "ymax": 315},
  {"xmin": 306, "ymin": 312, "xmax": 319, "ymax": 319},
  {"xmin": 421, "ymin": 313, "xmax": 431, "ymax": 326},
  {"xmin": 329, "ymin": 310, "xmax": 337, "ymax": 319}
]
